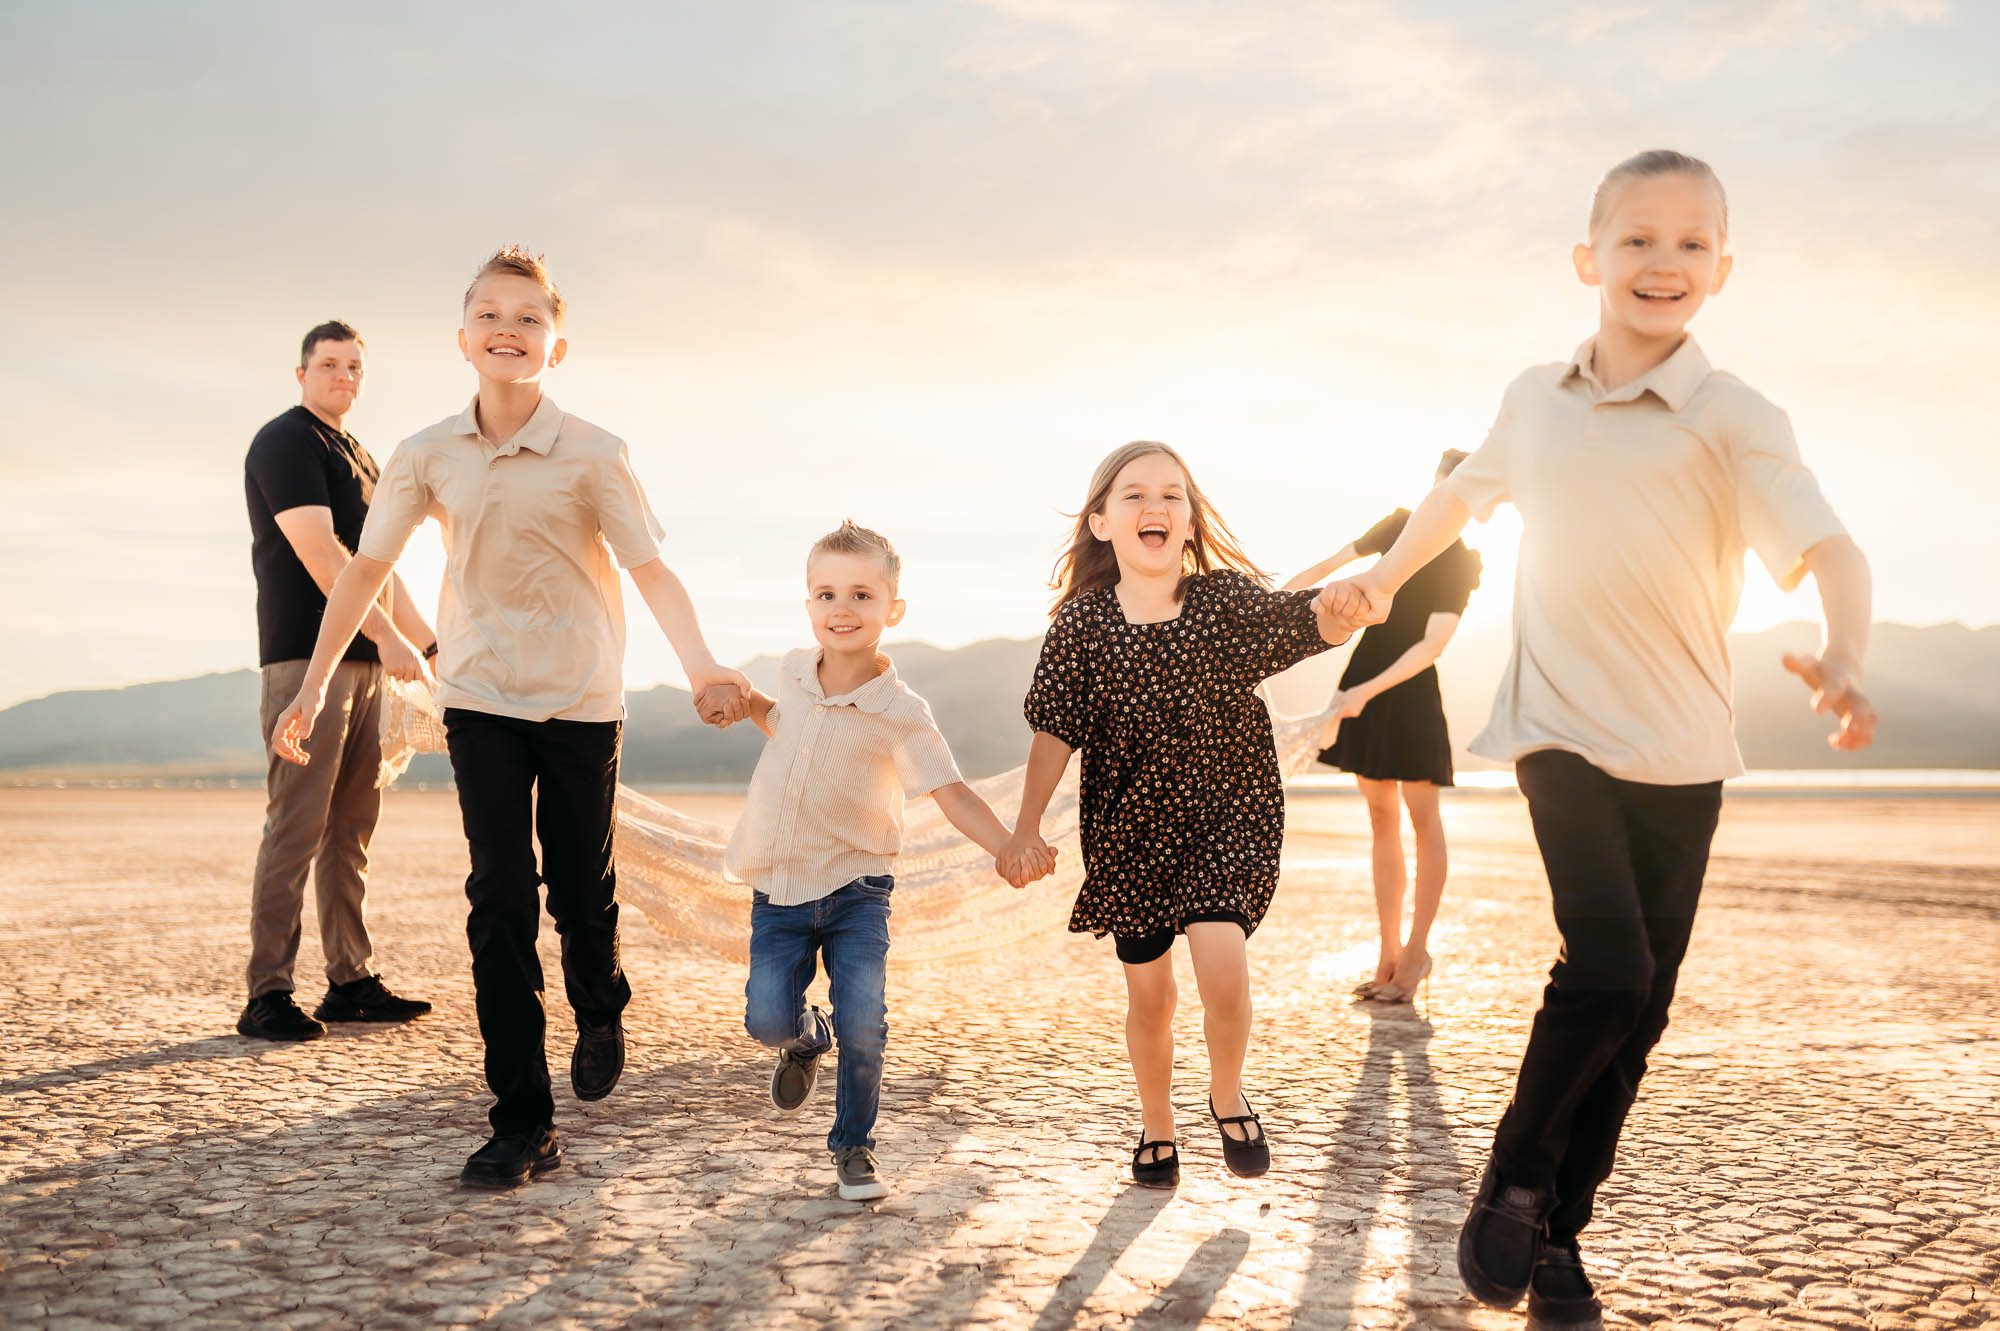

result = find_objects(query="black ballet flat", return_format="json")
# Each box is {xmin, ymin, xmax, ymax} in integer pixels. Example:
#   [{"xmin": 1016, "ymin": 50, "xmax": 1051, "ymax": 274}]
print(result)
[
  {"xmin": 1131, "ymin": 1137, "xmax": 1180, "ymax": 1189},
  {"xmin": 1209, "ymin": 1094, "xmax": 1271, "ymax": 1177}
]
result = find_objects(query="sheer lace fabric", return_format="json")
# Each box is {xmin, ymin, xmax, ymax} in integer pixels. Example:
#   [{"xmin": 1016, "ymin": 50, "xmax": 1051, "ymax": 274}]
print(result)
[
  {"xmin": 377, "ymin": 675, "xmax": 449, "ymax": 788},
  {"xmin": 381, "ymin": 673, "xmax": 1334, "ymax": 966},
  {"xmin": 613, "ymin": 702, "xmax": 1336, "ymax": 967}
]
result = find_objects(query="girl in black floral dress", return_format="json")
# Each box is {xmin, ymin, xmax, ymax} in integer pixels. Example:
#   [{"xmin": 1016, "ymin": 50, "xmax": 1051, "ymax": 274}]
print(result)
[{"xmin": 999, "ymin": 441, "xmax": 1352, "ymax": 1187}]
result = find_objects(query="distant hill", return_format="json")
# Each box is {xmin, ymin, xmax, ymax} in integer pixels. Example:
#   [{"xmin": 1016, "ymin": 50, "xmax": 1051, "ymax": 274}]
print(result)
[
  {"xmin": 1422, "ymin": 620, "xmax": 2000, "ymax": 773},
  {"xmin": 0, "ymin": 671, "xmax": 266, "ymax": 775},
  {"xmin": 3, "ymin": 622, "xmax": 1996, "ymax": 783},
  {"xmin": 1723, "ymin": 623, "xmax": 2000, "ymax": 771},
  {"xmin": 0, "ymin": 642, "xmax": 1052, "ymax": 785}
]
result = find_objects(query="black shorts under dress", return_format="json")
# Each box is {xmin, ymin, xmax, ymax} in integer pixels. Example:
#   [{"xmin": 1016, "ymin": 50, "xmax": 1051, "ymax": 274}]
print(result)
[
  {"xmin": 1024, "ymin": 570, "xmax": 1336, "ymax": 961},
  {"xmin": 1318, "ymin": 509, "xmax": 1481, "ymax": 787}
]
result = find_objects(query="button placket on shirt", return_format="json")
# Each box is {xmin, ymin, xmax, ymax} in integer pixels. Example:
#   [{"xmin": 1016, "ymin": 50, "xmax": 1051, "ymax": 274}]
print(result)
[
  {"xmin": 771, "ymin": 698, "xmax": 828, "ymax": 902},
  {"xmin": 481, "ymin": 439, "xmax": 508, "ymax": 531}
]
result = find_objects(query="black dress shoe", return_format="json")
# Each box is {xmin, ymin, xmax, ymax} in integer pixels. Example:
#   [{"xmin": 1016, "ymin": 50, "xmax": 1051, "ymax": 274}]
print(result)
[
  {"xmin": 1527, "ymin": 1240, "xmax": 1605, "ymax": 1329},
  {"xmin": 460, "ymin": 1126, "xmax": 561, "ymax": 1189},
  {"xmin": 571, "ymin": 1016, "xmax": 625, "ymax": 1101},
  {"xmin": 313, "ymin": 975, "xmax": 433, "ymax": 1023},
  {"xmin": 237, "ymin": 991, "xmax": 326, "ymax": 1042},
  {"xmin": 1131, "ymin": 1137, "xmax": 1180, "ymax": 1189},
  {"xmin": 1457, "ymin": 1158, "xmax": 1552, "ymax": 1308},
  {"xmin": 1209, "ymin": 1094, "xmax": 1272, "ymax": 1178}
]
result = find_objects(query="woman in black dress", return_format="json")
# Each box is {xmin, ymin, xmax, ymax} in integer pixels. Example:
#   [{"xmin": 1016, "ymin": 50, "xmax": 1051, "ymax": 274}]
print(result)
[
  {"xmin": 1284, "ymin": 450, "xmax": 1481, "ymax": 1004},
  {"xmin": 1001, "ymin": 441, "xmax": 1350, "ymax": 1188}
]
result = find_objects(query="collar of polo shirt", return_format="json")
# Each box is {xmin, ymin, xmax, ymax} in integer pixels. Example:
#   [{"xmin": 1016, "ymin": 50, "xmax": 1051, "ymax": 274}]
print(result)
[
  {"xmin": 1563, "ymin": 336, "xmax": 1712, "ymax": 413},
  {"xmin": 449, "ymin": 393, "xmax": 564, "ymax": 457},
  {"xmin": 790, "ymin": 647, "xmax": 900, "ymax": 714}
]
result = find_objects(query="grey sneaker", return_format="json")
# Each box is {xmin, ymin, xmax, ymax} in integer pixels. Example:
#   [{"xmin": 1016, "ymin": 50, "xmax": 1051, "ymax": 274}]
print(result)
[
  {"xmin": 832, "ymin": 1145, "xmax": 888, "ymax": 1201},
  {"xmin": 769, "ymin": 1006, "xmax": 829, "ymax": 1114},
  {"xmin": 770, "ymin": 1046, "xmax": 820, "ymax": 1113}
]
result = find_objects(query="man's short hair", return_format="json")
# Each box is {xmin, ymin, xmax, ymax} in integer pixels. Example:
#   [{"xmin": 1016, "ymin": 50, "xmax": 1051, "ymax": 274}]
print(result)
[
  {"xmin": 808, "ymin": 520, "xmax": 901, "ymax": 593},
  {"xmin": 300, "ymin": 320, "xmax": 363, "ymax": 369},
  {"xmin": 463, "ymin": 245, "xmax": 565, "ymax": 327}
]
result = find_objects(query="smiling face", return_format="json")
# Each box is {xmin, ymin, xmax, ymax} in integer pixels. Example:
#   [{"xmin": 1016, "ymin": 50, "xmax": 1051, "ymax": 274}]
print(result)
[
  {"xmin": 458, "ymin": 272, "xmax": 566, "ymax": 385},
  {"xmin": 296, "ymin": 337, "xmax": 364, "ymax": 424},
  {"xmin": 1576, "ymin": 171, "xmax": 1732, "ymax": 343},
  {"xmin": 806, "ymin": 550, "xmax": 904, "ymax": 657},
  {"xmin": 1086, "ymin": 450, "xmax": 1192, "ymax": 580}
]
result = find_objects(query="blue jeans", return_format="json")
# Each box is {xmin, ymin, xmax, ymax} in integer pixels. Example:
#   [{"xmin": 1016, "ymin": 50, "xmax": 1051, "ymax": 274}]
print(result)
[{"xmin": 744, "ymin": 875, "xmax": 892, "ymax": 1150}]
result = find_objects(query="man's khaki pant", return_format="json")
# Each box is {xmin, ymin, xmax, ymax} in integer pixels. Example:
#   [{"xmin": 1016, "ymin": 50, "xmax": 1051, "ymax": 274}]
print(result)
[{"xmin": 247, "ymin": 659, "xmax": 384, "ymax": 998}]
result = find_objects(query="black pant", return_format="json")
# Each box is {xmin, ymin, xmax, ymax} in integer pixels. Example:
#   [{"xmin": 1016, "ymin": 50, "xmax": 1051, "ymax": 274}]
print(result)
[
  {"xmin": 444, "ymin": 708, "xmax": 632, "ymax": 1135},
  {"xmin": 1492, "ymin": 749, "xmax": 1723, "ymax": 1242}
]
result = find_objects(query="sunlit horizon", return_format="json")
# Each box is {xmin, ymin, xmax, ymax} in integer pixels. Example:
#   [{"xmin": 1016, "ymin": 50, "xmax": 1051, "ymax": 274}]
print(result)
[{"xmin": 3, "ymin": 2, "xmax": 1996, "ymax": 710}]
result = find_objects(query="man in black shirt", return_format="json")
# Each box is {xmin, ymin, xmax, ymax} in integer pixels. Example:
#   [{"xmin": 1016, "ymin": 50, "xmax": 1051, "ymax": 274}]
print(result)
[{"xmin": 238, "ymin": 321, "xmax": 436, "ymax": 1040}]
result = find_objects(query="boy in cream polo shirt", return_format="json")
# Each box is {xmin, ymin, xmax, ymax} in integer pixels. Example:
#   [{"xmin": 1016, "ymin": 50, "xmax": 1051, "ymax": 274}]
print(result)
[
  {"xmin": 1319, "ymin": 151, "xmax": 1877, "ymax": 1325},
  {"xmin": 273, "ymin": 247, "xmax": 749, "ymax": 1190},
  {"xmin": 716, "ymin": 522, "xmax": 1054, "ymax": 1201}
]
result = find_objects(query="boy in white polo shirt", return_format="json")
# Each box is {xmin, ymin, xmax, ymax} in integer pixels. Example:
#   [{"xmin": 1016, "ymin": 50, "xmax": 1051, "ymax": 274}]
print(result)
[
  {"xmin": 273, "ymin": 246, "xmax": 749, "ymax": 1190},
  {"xmin": 1319, "ymin": 151, "xmax": 1876, "ymax": 1325},
  {"xmin": 714, "ymin": 521, "xmax": 1053, "ymax": 1201}
]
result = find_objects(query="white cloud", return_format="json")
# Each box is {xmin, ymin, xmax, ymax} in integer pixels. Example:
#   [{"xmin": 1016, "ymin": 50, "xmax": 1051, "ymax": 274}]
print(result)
[{"xmin": 1557, "ymin": 0, "xmax": 1954, "ymax": 78}]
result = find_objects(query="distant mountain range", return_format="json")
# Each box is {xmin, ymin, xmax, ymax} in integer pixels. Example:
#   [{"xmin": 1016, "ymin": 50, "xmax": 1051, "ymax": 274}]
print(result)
[{"xmin": 3, "ymin": 622, "xmax": 1995, "ymax": 783}]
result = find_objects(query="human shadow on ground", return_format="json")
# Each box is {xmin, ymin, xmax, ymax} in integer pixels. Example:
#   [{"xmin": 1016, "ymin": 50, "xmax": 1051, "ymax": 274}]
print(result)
[
  {"xmin": 1028, "ymin": 1185, "xmax": 1174, "ymax": 1331},
  {"xmin": 1148, "ymin": 1225, "xmax": 1253, "ymax": 1329},
  {"xmin": 455, "ymin": 1044, "xmax": 1044, "ymax": 1328},
  {"xmin": 5, "ymin": 989, "xmax": 1211, "ymax": 1330},
  {"xmin": 1294, "ymin": 1002, "xmax": 1480, "ymax": 1330},
  {"xmin": 0, "ymin": 1035, "xmax": 269, "ymax": 1096},
  {"xmin": 0, "ymin": 1045, "xmax": 773, "ymax": 1326}
]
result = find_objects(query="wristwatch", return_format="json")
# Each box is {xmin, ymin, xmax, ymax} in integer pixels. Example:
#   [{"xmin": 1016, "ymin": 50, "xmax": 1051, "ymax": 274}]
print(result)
[{"xmin": 422, "ymin": 641, "xmax": 440, "ymax": 661}]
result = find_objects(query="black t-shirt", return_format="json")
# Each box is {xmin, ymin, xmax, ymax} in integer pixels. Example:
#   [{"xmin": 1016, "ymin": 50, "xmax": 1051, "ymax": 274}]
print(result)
[{"xmin": 244, "ymin": 406, "xmax": 382, "ymax": 666}]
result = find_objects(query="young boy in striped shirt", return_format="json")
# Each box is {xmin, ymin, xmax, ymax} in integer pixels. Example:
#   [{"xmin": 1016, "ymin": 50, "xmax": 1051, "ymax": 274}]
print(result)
[{"xmin": 710, "ymin": 522, "xmax": 1054, "ymax": 1200}]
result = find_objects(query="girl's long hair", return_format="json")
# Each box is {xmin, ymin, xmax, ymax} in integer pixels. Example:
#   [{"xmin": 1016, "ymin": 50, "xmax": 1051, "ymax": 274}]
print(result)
[{"xmin": 1049, "ymin": 441, "xmax": 1268, "ymax": 616}]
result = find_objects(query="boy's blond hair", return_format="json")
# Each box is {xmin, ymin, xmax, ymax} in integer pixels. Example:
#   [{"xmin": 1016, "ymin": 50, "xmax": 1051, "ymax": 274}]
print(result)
[
  {"xmin": 808, "ymin": 520, "xmax": 901, "ymax": 593},
  {"xmin": 1588, "ymin": 149, "xmax": 1728, "ymax": 240},
  {"xmin": 463, "ymin": 245, "xmax": 565, "ymax": 327}
]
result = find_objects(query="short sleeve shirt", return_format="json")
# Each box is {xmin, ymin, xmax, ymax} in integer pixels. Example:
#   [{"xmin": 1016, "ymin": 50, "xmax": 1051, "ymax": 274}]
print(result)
[
  {"xmin": 1442, "ymin": 336, "xmax": 1847, "ymax": 784},
  {"xmin": 1354, "ymin": 510, "xmax": 1405, "ymax": 559},
  {"xmin": 724, "ymin": 648, "xmax": 964, "ymax": 905},
  {"xmin": 243, "ymin": 406, "xmax": 381, "ymax": 667},
  {"xmin": 356, "ymin": 394, "xmax": 665, "ymax": 722}
]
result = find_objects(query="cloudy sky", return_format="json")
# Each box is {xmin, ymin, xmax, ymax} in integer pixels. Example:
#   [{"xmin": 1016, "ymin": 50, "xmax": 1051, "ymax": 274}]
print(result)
[{"xmin": 1, "ymin": 1, "xmax": 1993, "ymax": 708}]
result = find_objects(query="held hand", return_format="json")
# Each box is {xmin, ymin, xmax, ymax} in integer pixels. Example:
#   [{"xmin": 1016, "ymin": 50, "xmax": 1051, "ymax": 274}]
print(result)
[
  {"xmin": 1313, "ymin": 577, "xmax": 1391, "ymax": 639},
  {"xmin": 997, "ymin": 831, "xmax": 1056, "ymax": 889},
  {"xmin": 998, "ymin": 850, "xmax": 1053, "ymax": 889},
  {"xmin": 1782, "ymin": 652, "xmax": 1878, "ymax": 752},
  {"xmin": 1330, "ymin": 688, "xmax": 1369, "ymax": 721},
  {"xmin": 689, "ymin": 666, "xmax": 753, "ymax": 726},
  {"xmin": 693, "ymin": 682, "xmax": 744, "ymax": 727},
  {"xmin": 377, "ymin": 633, "xmax": 426, "ymax": 683},
  {"xmin": 994, "ymin": 844, "xmax": 1024, "ymax": 888},
  {"xmin": 1018, "ymin": 836, "xmax": 1057, "ymax": 886},
  {"xmin": 271, "ymin": 689, "xmax": 326, "ymax": 767}
]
